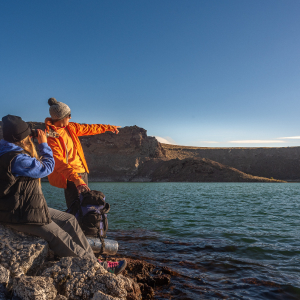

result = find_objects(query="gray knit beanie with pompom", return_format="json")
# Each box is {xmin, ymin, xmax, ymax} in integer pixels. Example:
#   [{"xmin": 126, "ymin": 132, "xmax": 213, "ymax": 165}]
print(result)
[{"xmin": 48, "ymin": 98, "xmax": 71, "ymax": 121}]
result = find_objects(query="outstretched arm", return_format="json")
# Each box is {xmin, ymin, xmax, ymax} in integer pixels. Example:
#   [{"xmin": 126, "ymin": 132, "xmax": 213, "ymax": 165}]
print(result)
[{"xmin": 70, "ymin": 122, "xmax": 121, "ymax": 137}]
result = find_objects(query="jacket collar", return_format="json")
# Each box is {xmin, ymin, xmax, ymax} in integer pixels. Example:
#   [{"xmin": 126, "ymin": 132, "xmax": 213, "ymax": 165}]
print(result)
[
  {"xmin": 45, "ymin": 118, "xmax": 71, "ymax": 131},
  {"xmin": 45, "ymin": 118, "xmax": 55, "ymax": 131},
  {"xmin": 45, "ymin": 118, "xmax": 68, "ymax": 131}
]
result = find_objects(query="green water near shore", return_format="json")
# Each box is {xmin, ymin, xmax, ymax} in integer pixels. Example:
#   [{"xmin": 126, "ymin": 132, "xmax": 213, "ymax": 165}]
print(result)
[{"xmin": 42, "ymin": 182, "xmax": 300, "ymax": 299}]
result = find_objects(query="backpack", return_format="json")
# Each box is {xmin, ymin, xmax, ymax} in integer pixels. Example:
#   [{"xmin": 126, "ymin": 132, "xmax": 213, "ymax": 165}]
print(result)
[{"xmin": 67, "ymin": 190, "xmax": 110, "ymax": 242}]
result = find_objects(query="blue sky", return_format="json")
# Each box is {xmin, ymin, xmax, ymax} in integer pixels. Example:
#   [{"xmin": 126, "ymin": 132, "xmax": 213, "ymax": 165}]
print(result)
[{"xmin": 1, "ymin": 0, "xmax": 300, "ymax": 147}]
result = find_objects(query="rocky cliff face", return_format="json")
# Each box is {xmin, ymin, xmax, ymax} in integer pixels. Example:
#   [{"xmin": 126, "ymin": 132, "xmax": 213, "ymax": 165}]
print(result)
[
  {"xmin": 138, "ymin": 158, "xmax": 283, "ymax": 182},
  {"xmin": 79, "ymin": 126, "xmax": 165, "ymax": 181},
  {"xmin": 0, "ymin": 122, "xmax": 291, "ymax": 181},
  {"xmin": 162, "ymin": 144, "xmax": 300, "ymax": 180}
]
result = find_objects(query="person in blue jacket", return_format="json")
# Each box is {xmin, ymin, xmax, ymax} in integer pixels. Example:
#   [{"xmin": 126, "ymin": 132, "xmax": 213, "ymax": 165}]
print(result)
[{"xmin": 0, "ymin": 115, "xmax": 126, "ymax": 275}]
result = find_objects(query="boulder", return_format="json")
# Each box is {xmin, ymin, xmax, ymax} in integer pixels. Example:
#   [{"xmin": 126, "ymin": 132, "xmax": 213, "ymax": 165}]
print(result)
[
  {"xmin": 0, "ymin": 225, "xmax": 144, "ymax": 299},
  {"xmin": 0, "ymin": 225, "xmax": 48, "ymax": 277},
  {"xmin": 42, "ymin": 257, "xmax": 140, "ymax": 300},
  {"xmin": 13, "ymin": 276, "xmax": 57, "ymax": 300}
]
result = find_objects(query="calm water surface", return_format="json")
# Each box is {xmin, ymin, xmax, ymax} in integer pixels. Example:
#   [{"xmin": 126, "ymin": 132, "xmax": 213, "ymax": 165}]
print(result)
[{"xmin": 42, "ymin": 182, "xmax": 300, "ymax": 300}]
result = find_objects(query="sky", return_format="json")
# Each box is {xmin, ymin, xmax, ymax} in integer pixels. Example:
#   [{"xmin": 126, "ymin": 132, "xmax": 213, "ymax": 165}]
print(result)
[{"xmin": 0, "ymin": 0, "xmax": 300, "ymax": 147}]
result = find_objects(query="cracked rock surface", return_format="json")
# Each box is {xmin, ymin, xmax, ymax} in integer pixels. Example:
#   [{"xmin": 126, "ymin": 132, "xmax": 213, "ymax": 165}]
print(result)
[
  {"xmin": 0, "ymin": 224, "xmax": 142, "ymax": 300},
  {"xmin": 0, "ymin": 225, "xmax": 48, "ymax": 277},
  {"xmin": 54, "ymin": 295, "xmax": 68, "ymax": 300},
  {"xmin": 91, "ymin": 290, "xmax": 121, "ymax": 300},
  {"xmin": 0, "ymin": 265, "xmax": 10, "ymax": 287},
  {"xmin": 13, "ymin": 276, "xmax": 57, "ymax": 300},
  {"xmin": 42, "ymin": 257, "xmax": 137, "ymax": 300}
]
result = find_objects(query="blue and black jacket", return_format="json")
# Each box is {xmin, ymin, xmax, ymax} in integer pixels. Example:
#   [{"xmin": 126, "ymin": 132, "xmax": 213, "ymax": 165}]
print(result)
[{"xmin": 0, "ymin": 139, "xmax": 55, "ymax": 224}]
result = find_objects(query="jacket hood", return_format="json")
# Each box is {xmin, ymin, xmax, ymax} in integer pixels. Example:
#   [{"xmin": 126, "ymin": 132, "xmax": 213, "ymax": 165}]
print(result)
[{"xmin": 0, "ymin": 139, "xmax": 23, "ymax": 157}]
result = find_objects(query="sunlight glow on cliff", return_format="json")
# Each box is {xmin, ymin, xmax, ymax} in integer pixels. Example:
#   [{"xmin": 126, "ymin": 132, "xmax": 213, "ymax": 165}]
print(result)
[{"xmin": 155, "ymin": 136, "xmax": 176, "ymax": 145}]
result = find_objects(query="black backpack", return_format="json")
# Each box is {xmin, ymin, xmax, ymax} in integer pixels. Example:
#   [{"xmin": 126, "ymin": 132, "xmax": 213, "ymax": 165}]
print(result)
[{"xmin": 67, "ymin": 190, "xmax": 110, "ymax": 240}]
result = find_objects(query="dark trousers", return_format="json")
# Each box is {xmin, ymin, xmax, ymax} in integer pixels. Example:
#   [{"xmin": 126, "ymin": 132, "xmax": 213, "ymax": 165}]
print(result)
[
  {"xmin": 7, "ymin": 208, "xmax": 96, "ymax": 261},
  {"xmin": 64, "ymin": 172, "xmax": 88, "ymax": 209}
]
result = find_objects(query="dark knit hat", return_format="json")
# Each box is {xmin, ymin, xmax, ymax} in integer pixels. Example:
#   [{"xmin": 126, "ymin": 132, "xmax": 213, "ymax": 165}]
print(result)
[
  {"xmin": 2, "ymin": 115, "xmax": 31, "ymax": 143},
  {"xmin": 48, "ymin": 98, "xmax": 71, "ymax": 121}
]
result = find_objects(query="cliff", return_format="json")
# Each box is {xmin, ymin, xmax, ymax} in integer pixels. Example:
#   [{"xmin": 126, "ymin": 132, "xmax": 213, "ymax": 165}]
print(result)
[
  {"xmin": 0, "ymin": 122, "xmax": 291, "ymax": 182},
  {"xmin": 137, "ymin": 157, "xmax": 283, "ymax": 182},
  {"xmin": 79, "ymin": 125, "xmax": 165, "ymax": 181},
  {"xmin": 162, "ymin": 144, "xmax": 300, "ymax": 181}
]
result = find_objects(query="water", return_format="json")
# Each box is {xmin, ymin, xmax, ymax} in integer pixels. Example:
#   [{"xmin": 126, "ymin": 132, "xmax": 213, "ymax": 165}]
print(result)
[{"xmin": 43, "ymin": 182, "xmax": 300, "ymax": 299}]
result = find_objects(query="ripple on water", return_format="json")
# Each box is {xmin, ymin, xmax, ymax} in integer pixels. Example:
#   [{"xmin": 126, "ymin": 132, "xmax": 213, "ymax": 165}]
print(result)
[{"xmin": 42, "ymin": 182, "xmax": 300, "ymax": 299}]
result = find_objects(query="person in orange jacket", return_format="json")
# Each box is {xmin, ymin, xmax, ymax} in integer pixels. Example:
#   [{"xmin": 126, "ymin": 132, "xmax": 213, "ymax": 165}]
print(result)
[{"xmin": 45, "ymin": 97, "xmax": 121, "ymax": 209}]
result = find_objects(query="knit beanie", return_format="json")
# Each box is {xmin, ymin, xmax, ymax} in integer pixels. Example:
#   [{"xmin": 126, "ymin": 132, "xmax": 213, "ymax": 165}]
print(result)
[
  {"xmin": 2, "ymin": 115, "xmax": 31, "ymax": 143},
  {"xmin": 48, "ymin": 98, "xmax": 71, "ymax": 121}
]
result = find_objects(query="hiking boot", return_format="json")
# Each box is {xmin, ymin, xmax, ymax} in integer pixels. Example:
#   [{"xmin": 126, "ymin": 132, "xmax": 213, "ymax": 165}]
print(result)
[{"xmin": 100, "ymin": 260, "xmax": 127, "ymax": 275}]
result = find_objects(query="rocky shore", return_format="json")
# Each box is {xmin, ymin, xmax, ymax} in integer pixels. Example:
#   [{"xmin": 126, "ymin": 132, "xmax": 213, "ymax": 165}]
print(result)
[{"xmin": 0, "ymin": 224, "xmax": 174, "ymax": 300}]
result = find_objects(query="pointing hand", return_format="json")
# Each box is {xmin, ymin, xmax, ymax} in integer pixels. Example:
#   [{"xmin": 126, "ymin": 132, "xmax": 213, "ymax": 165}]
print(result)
[{"xmin": 113, "ymin": 126, "xmax": 121, "ymax": 134}]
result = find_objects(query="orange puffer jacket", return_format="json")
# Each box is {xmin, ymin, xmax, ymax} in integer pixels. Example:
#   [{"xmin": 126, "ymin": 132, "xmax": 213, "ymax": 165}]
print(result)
[{"xmin": 45, "ymin": 118, "xmax": 117, "ymax": 189}]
